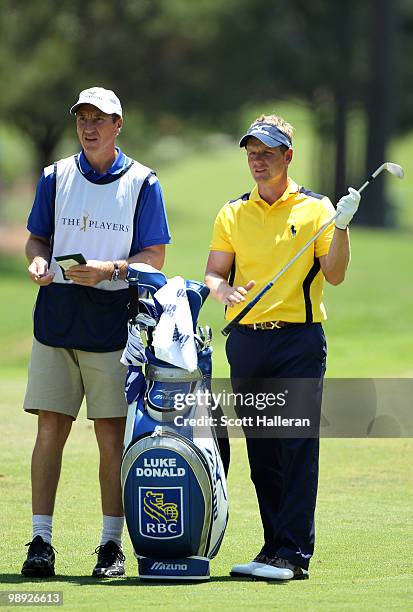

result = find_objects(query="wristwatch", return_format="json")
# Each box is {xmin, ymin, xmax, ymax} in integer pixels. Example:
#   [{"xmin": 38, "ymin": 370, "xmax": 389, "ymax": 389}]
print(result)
[{"xmin": 111, "ymin": 261, "xmax": 120, "ymax": 282}]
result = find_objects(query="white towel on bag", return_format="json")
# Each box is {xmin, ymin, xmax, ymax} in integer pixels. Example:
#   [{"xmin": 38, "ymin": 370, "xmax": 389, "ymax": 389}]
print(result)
[{"xmin": 152, "ymin": 276, "xmax": 198, "ymax": 371}]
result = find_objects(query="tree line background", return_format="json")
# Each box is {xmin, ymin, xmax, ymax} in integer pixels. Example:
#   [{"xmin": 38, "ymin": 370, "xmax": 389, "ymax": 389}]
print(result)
[{"xmin": 0, "ymin": 0, "xmax": 412, "ymax": 226}]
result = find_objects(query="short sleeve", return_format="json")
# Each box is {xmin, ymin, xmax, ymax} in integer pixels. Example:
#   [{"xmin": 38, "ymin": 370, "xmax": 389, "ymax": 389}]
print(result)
[
  {"xmin": 209, "ymin": 205, "xmax": 235, "ymax": 253},
  {"xmin": 27, "ymin": 167, "xmax": 56, "ymax": 238},
  {"xmin": 315, "ymin": 196, "xmax": 336, "ymax": 258},
  {"xmin": 130, "ymin": 175, "xmax": 171, "ymax": 255}
]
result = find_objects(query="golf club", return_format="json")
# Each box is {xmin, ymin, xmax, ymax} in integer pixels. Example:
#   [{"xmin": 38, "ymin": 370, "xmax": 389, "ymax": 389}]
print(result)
[{"xmin": 221, "ymin": 162, "xmax": 404, "ymax": 336}]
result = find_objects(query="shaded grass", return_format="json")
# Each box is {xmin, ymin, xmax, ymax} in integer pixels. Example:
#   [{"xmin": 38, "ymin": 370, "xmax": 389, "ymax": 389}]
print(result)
[{"xmin": 1, "ymin": 103, "xmax": 412, "ymax": 376}]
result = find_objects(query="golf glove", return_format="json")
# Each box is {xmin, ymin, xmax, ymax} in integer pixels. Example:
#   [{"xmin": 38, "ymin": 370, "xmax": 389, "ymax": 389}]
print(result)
[
  {"xmin": 120, "ymin": 322, "xmax": 147, "ymax": 366},
  {"xmin": 335, "ymin": 187, "xmax": 361, "ymax": 230}
]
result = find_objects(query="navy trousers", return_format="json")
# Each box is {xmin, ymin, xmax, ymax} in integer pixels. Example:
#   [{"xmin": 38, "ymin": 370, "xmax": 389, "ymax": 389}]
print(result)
[{"xmin": 226, "ymin": 323, "xmax": 326, "ymax": 570}]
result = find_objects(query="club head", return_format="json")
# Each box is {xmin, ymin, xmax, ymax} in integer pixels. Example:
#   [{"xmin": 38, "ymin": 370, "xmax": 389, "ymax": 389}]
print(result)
[{"xmin": 384, "ymin": 162, "xmax": 404, "ymax": 179}]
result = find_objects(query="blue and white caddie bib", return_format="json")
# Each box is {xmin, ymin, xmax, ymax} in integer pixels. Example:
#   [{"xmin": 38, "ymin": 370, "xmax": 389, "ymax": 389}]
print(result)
[{"xmin": 48, "ymin": 155, "xmax": 152, "ymax": 290}]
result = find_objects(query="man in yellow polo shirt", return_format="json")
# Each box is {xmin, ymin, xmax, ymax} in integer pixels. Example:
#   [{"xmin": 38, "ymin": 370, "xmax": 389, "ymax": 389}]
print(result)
[{"xmin": 205, "ymin": 113, "xmax": 360, "ymax": 581}]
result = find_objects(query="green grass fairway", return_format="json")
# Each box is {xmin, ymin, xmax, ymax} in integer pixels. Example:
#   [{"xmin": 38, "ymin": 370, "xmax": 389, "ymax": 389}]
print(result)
[{"xmin": 0, "ymin": 376, "xmax": 412, "ymax": 611}]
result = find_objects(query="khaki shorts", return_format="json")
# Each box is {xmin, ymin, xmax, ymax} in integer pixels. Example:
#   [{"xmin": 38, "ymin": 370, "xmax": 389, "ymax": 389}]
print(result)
[{"xmin": 24, "ymin": 338, "xmax": 128, "ymax": 419}]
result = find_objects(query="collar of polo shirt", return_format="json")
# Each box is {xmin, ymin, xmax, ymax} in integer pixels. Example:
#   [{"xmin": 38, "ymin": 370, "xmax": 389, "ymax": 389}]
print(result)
[
  {"xmin": 250, "ymin": 178, "xmax": 299, "ymax": 205},
  {"xmin": 79, "ymin": 147, "xmax": 126, "ymax": 178}
]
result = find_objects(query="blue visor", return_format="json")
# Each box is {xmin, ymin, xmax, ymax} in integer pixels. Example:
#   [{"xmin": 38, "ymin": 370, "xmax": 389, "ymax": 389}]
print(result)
[{"xmin": 239, "ymin": 123, "xmax": 292, "ymax": 149}]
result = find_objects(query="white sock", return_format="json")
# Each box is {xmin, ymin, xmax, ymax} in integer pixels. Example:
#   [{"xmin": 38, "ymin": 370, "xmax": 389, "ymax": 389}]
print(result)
[
  {"xmin": 100, "ymin": 515, "xmax": 124, "ymax": 548},
  {"xmin": 32, "ymin": 515, "xmax": 53, "ymax": 544}
]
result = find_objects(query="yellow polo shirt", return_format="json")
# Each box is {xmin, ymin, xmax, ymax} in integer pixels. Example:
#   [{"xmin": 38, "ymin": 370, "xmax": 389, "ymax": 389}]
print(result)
[{"xmin": 210, "ymin": 178, "xmax": 335, "ymax": 323}]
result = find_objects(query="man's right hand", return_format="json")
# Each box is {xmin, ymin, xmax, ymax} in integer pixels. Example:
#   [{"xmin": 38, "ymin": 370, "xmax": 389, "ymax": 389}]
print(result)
[
  {"xmin": 28, "ymin": 256, "xmax": 55, "ymax": 286},
  {"xmin": 204, "ymin": 250, "xmax": 255, "ymax": 306},
  {"xmin": 218, "ymin": 280, "xmax": 255, "ymax": 307}
]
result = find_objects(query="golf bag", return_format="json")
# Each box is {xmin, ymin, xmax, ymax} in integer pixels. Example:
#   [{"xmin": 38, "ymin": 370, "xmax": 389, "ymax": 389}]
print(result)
[{"xmin": 121, "ymin": 264, "xmax": 229, "ymax": 581}]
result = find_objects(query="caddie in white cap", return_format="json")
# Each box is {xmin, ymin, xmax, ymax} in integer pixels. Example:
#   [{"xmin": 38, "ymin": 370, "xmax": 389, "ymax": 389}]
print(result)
[
  {"xmin": 21, "ymin": 84, "xmax": 171, "ymax": 579},
  {"xmin": 70, "ymin": 86, "xmax": 123, "ymax": 117}
]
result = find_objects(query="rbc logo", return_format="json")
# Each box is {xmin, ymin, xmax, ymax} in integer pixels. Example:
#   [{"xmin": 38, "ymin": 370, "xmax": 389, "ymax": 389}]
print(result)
[{"xmin": 139, "ymin": 487, "xmax": 183, "ymax": 539}]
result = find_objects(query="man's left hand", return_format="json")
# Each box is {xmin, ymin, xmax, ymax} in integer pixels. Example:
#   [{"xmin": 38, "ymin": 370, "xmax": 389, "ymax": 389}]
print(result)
[
  {"xmin": 335, "ymin": 187, "xmax": 361, "ymax": 230},
  {"xmin": 65, "ymin": 260, "xmax": 113, "ymax": 285}
]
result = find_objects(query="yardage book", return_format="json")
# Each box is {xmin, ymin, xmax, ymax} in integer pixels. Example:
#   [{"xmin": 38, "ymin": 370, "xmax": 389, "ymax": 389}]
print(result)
[{"xmin": 55, "ymin": 253, "xmax": 86, "ymax": 279}]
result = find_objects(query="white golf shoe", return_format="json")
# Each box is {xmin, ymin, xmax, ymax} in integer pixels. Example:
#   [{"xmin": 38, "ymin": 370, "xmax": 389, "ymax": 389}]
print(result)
[
  {"xmin": 251, "ymin": 556, "xmax": 309, "ymax": 581},
  {"xmin": 230, "ymin": 553, "xmax": 269, "ymax": 577}
]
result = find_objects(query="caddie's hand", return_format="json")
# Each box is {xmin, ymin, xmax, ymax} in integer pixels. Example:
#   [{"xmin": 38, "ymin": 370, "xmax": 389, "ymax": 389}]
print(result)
[
  {"xmin": 28, "ymin": 256, "xmax": 55, "ymax": 286},
  {"xmin": 65, "ymin": 260, "xmax": 113, "ymax": 286},
  {"xmin": 335, "ymin": 187, "xmax": 361, "ymax": 230},
  {"xmin": 219, "ymin": 280, "xmax": 255, "ymax": 307}
]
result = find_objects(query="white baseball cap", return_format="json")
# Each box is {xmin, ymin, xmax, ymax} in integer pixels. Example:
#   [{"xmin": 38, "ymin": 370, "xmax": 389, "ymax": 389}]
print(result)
[{"xmin": 70, "ymin": 87, "xmax": 123, "ymax": 117}]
